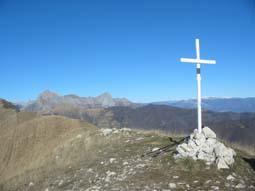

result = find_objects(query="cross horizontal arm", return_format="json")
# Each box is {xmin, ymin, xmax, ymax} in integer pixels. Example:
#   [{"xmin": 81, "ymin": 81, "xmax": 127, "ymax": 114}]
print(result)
[{"xmin": 180, "ymin": 58, "xmax": 216, "ymax": 64}]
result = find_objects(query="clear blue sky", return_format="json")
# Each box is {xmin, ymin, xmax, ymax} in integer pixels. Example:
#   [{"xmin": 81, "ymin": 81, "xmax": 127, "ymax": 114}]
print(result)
[{"xmin": 0, "ymin": 0, "xmax": 255, "ymax": 102}]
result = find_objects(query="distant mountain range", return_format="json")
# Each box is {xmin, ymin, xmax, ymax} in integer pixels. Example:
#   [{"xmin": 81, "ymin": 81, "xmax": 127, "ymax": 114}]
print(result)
[
  {"xmin": 19, "ymin": 91, "xmax": 255, "ymax": 113},
  {"xmin": 21, "ymin": 100, "xmax": 255, "ymax": 146},
  {"xmin": 5, "ymin": 91, "xmax": 255, "ymax": 146},
  {"xmin": 153, "ymin": 97, "xmax": 255, "ymax": 113},
  {"xmin": 21, "ymin": 90, "xmax": 136, "ymax": 114}
]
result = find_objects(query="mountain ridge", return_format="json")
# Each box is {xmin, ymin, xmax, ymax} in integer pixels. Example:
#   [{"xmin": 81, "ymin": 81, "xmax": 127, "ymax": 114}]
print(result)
[
  {"xmin": 16, "ymin": 90, "xmax": 255, "ymax": 113},
  {"xmin": 11, "ymin": 92, "xmax": 255, "ymax": 146},
  {"xmin": 152, "ymin": 97, "xmax": 255, "ymax": 113},
  {"xmin": 22, "ymin": 90, "xmax": 137, "ymax": 113}
]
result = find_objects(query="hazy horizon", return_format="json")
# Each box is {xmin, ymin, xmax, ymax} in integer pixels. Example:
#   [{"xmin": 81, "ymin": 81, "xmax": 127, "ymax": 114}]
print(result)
[{"xmin": 8, "ymin": 89, "xmax": 255, "ymax": 104}]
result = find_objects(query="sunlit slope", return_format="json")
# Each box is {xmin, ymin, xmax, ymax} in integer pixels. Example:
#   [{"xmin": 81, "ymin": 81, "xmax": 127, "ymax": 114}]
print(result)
[
  {"xmin": 0, "ymin": 102, "xmax": 254, "ymax": 191},
  {"xmin": 0, "ymin": 106, "xmax": 100, "ymax": 188}
]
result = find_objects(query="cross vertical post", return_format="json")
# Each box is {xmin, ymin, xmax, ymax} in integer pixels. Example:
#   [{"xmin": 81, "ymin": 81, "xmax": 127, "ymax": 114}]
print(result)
[
  {"xmin": 195, "ymin": 39, "xmax": 202, "ymax": 133},
  {"xmin": 180, "ymin": 39, "xmax": 216, "ymax": 134}
]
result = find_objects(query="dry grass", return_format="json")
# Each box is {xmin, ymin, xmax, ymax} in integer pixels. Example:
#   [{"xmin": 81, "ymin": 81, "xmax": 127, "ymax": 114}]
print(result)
[
  {"xmin": 1, "ymin": 121, "xmax": 255, "ymax": 191},
  {"xmin": 0, "ymin": 109, "xmax": 128, "ymax": 190},
  {"xmin": 221, "ymin": 140, "xmax": 255, "ymax": 157},
  {"xmin": 0, "ymin": 107, "xmax": 254, "ymax": 190},
  {"xmin": 133, "ymin": 128, "xmax": 187, "ymax": 139},
  {"xmin": 137, "ymin": 128, "xmax": 255, "ymax": 157},
  {"xmin": 0, "ymin": 114, "xmax": 98, "ymax": 183}
]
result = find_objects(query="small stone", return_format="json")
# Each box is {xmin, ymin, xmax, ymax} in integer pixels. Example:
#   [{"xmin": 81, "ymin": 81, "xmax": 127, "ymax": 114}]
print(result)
[
  {"xmin": 152, "ymin": 147, "xmax": 160, "ymax": 152},
  {"xmin": 58, "ymin": 180, "xmax": 64, "ymax": 187},
  {"xmin": 105, "ymin": 171, "xmax": 116, "ymax": 182},
  {"xmin": 136, "ymin": 137, "xmax": 144, "ymax": 141},
  {"xmin": 29, "ymin": 182, "xmax": 34, "ymax": 187},
  {"xmin": 136, "ymin": 163, "xmax": 146, "ymax": 168},
  {"xmin": 121, "ymin": 127, "xmax": 131, "ymax": 132},
  {"xmin": 216, "ymin": 157, "xmax": 229, "ymax": 169},
  {"xmin": 168, "ymin": 183, "xmax": 176, "ymax": 189},
  {"xmin": 109, "ymin": 158, "xmax": 116, "ymax": 163},
  {"xmin": 45, "ymin": 189, "xmax": 49, "ymax": 191},
  {"xmin": 173, "ymin": 176, "xmax": 179, "ymax": 179},
  {"xmin": 101, "ymin": 128, "xmax": 113, "ymax": 136},
  {"xmin": 105, "ymin": 177, "xmax": 110, "ymax": 182},
  {"xmin": 113, "ymin": 129, "xmax": 119, "ymax": 134},
  {"xmin": 123, "ymin": 161, "xmax": 128, "ymax": 165},
  {"xmin": 206, "ymin": 161, "xmax": 213, "ymax": 165},
  {"xmin": 76, "ymin": 134, "xmax": 82, "ymax": 138},
  {"xmin": 211, "ymin": 185, "xmax": 219, "ymax": 190},
  {"xmin": 226, "ymin": 175, "xmax": 235, "ymax": 181},
  {"xmin": 106, "ymin": 171, "xmax": 116, "ymax": 176},
  {"xmin": 235, "ymin": 183, "xmax": 246, "ymax": 189}
]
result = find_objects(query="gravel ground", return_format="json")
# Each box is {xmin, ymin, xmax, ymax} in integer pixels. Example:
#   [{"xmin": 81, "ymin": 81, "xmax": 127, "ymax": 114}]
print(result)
[{"xmin": 2, "ymin": 128, "xmax": 255, "ymax": 191}]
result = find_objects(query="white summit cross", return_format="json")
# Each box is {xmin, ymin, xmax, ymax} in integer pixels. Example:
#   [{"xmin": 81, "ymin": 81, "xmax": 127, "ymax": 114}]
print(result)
[{"xmin": 180, "ymin": 39, "xmax": 216, "ymax": 134}]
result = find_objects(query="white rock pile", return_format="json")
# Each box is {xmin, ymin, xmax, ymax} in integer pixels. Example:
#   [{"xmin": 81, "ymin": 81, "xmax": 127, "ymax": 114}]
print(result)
[
  {"xmin": 174, "ymin": 127, "xmax": 236, "ymax": 169},
  {"xmin": 100, "ymin": 127, "xmax": 131, "ymax": 136}
]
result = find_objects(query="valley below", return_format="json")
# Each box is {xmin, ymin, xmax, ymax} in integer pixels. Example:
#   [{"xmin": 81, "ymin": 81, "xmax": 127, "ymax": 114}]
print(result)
[{"xmin": 19, "ymin": 91, "xmax": 255, "ymax": 148}]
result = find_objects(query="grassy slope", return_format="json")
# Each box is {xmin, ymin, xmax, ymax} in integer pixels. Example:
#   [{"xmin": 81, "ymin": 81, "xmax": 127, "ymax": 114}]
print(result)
[
  {"xmin": 0, "ymin": 108, "xmax": 98, "ymax": 190},
  {"xmin": 0, "ymin": 108, "xmax": 254, "ymax": 190}
]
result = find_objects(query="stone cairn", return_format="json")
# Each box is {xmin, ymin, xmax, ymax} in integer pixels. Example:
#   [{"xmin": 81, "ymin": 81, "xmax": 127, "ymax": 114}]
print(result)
[{"xmin": 174, "ymin": 127, "xmax": 236, "ymax": 169}]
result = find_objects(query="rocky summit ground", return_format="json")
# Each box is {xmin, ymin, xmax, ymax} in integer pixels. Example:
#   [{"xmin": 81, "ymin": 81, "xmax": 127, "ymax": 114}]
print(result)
[{"xmin": 1, "ymin": 113, "xmax": 255, "ymax": 191}]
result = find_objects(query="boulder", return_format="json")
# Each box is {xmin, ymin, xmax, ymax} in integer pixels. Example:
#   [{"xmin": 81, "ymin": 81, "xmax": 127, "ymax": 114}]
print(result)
[
  {"xmin": 101, "ymin": 128, "xmax": 113, "ymax": 136},
  {"xmin": 216, "ymin": 157, "xmax": 229, "ymax": 169},
  {"xmin": 205, "ymin": 138, "xmax": 217, "ymax": 146},
  {"xmin": 226, "ymin": 175, "xmax": 235, "ymax": 181},
  {"xmin": 194, "ymin": 132, "xmax": 206, "ymax": 146},
  {"xmin": 200, "ymin": 143, "xmax": 214, "ymax": 154},
  {"xmin": 202, "ymin": 126, "xmax": 216, "ymax": 139}
]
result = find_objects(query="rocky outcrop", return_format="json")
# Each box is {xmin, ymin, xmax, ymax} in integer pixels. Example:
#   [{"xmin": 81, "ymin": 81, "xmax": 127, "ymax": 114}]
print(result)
[
  {"xmin": 100, "ymin": 128, "xmax": 131, "ymax": 136},
  {"xmin": 23, "ymin": 90, "xmax": 135, "ymax": 113},
  {"xmin": 174, "ymin": 127, "xmax": 236, "ymax": 169},
  {"xmin": 0, "ymin": 99, "xmax": 19, "ymax": 111}
]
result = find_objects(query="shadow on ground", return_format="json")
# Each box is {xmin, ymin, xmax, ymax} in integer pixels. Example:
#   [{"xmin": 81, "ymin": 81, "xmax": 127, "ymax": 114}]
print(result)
[{"xmin": 243, "ymin": 157, "xmax": 255, "ymax": 171}]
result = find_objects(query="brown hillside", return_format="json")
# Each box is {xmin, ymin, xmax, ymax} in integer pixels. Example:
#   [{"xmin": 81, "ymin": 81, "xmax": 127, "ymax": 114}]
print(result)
[
  {"xmin": 0, "ymin": 106, "xmax": 100, "ymax": 190},
  {"xmin": 0, "ymin": 104, "xmax": 255, "ymax": 191}
]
